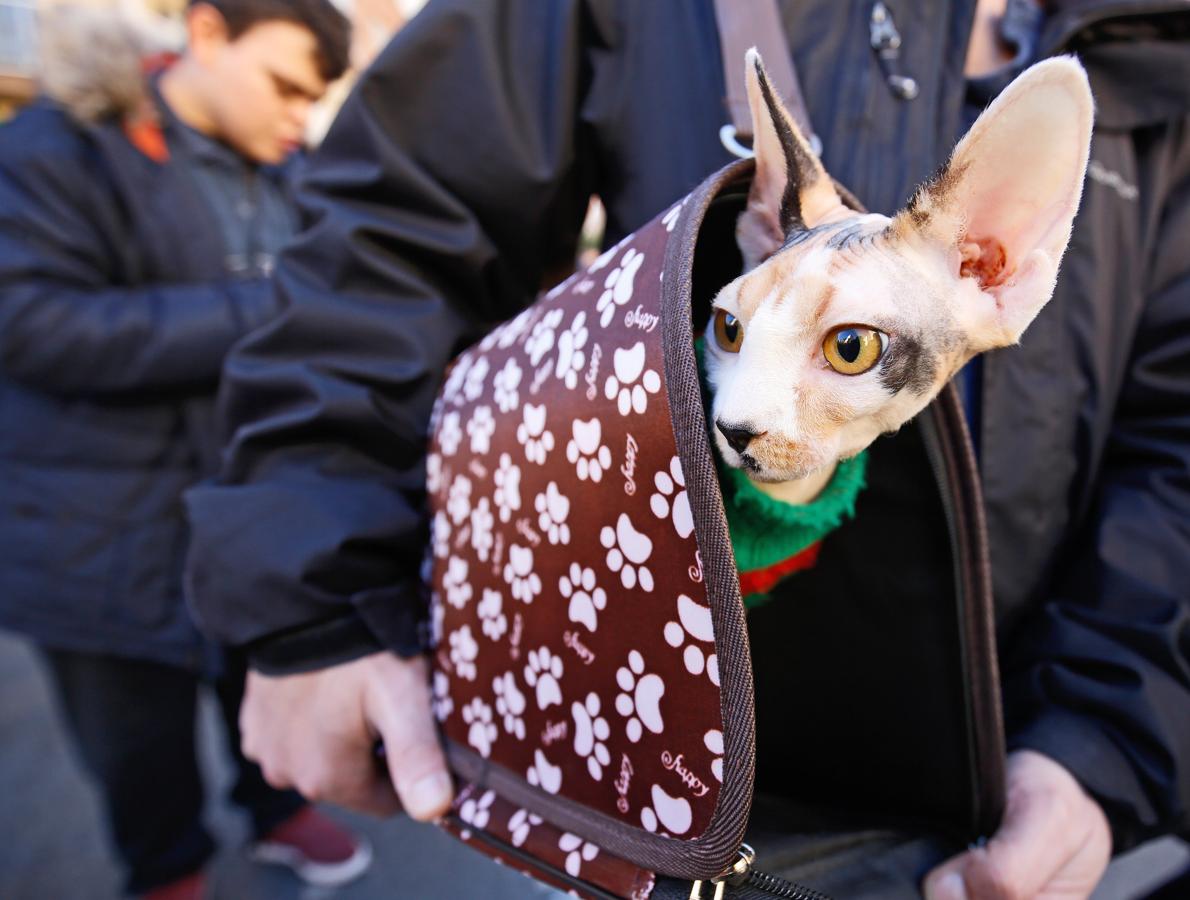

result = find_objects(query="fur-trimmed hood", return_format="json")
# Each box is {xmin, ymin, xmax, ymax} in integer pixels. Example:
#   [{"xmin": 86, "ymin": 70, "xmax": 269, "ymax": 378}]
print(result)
[{"xmin": 37, "ymin": 3, "xmax": 183, "ymax": 123}]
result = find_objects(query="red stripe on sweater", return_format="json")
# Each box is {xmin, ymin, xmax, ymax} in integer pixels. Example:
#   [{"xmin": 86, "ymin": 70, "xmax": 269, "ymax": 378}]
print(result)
[{"xmin": 737, "ymin": 541, "xmax": 822, "ymax": 597}]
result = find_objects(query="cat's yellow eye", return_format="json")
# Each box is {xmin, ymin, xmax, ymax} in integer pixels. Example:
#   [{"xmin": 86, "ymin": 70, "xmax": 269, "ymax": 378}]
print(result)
[
  {"xmin": 714, "ymin": 309, "xmax": 744, "ymax": 353},
  {"xmin": 823, "ymin": 326, "xmax": 886, "ymax": 375}
]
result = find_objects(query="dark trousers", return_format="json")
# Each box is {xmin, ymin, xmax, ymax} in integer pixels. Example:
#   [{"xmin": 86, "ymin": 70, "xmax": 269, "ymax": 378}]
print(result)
[{"xmin": 40, "ymin": 647, "xmax": 305, "ymax": 895}]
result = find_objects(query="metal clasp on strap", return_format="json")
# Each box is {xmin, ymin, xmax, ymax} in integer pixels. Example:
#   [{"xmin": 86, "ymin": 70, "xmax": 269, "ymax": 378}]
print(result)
[{"xmin": 719, "ymin": 124, "xmax": 824, "ymax": 161}]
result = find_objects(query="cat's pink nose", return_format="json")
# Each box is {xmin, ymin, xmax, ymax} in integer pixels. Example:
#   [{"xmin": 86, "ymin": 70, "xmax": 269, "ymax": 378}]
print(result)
[{"xmin": 716, "ymin": 421, "xmax": 762, "ymax": 454}]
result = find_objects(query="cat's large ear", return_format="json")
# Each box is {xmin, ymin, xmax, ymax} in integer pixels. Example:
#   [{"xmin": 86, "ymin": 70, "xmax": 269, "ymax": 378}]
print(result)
[
  {"xmin": 737, "ymin": 49, "xmax": 847, "ymax": 270},
  {"xmin": 892, "ymin": 57, "xmax": 1094, "ymax": 350}
]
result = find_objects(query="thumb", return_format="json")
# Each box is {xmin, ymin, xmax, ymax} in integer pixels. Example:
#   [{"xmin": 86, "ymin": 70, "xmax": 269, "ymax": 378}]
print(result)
[
  {"xmin": 923, "ymin": 788, "xmax": 1066, "ymax": 900},
  {"xmin": 923, "ymin": 852, "xmax": 971, "ymax": 900},
  {"xmin": 365, "ymin": 654, "xmax": 455, "ymax": 822}
]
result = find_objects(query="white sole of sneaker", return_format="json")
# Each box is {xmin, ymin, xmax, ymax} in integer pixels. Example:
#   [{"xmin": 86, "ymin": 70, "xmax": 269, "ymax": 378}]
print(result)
[{"xmin": 249, "ymin": 834, "xmax": 374, "ymax": 888}]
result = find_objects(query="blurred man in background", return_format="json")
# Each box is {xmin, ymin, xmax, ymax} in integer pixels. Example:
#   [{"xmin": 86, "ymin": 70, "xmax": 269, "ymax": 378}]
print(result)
[{"xmin": 0, "ymin": 2, "xmax": 369, "ymax": 897}]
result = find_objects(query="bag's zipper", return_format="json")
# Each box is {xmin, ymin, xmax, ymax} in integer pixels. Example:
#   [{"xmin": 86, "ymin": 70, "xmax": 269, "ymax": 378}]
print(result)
[{"xmin": 688, "ymin": 844, "xmax": 830, "ymax": 900}]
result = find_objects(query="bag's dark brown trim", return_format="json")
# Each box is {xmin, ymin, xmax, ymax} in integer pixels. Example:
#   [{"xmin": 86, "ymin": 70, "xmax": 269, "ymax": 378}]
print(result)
[{"xmin": 919, "ymin": 388, "xmax": 1007, "ymax": 838}]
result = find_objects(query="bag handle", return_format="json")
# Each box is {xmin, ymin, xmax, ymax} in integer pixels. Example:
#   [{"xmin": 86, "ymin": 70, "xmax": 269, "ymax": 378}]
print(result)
[{"xmin": 712, "ymin": 0, "xmax": 821, "ymax": 157}]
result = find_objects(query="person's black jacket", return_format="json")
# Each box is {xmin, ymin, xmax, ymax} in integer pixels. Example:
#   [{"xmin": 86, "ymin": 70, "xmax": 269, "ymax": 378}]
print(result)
[
  {"xmin": 0, "ymin": 70, "xmax": 282, "ymax": 668},
  {"xmin": 184, "ymin": 0, "xmax": 1190, "ymax": 850}
]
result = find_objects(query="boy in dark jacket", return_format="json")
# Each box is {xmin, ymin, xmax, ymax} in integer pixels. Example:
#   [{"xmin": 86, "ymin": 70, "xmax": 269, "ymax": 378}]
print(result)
[
  {"xmin": 0, "ymin": 2, "xmax": 372, "ymax": 896},
  {"xmin": 185, "ymin": 0, "xmax": 1190, "ymax": 896}
]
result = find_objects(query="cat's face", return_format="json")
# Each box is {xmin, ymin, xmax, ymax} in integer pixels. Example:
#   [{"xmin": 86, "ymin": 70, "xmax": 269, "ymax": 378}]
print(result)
[
  {"xmin": 706, "ymin": 213, "xmax": 973, "ymax": 481},
  {"xmin": 707, "ymin": 51, "xmax": 1093, "ymax": 483}
]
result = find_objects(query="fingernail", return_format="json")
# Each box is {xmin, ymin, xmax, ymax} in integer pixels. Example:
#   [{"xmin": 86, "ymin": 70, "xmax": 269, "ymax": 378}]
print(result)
[
  {"xmin": 407, "ymin": 772, "xmax": 452, "ymax": 819},
  {"xmin": 928, "ymin": 872, "xmax": 968, "ymax": 900}
]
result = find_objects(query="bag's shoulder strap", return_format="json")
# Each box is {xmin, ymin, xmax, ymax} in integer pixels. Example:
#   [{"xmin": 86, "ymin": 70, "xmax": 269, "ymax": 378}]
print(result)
[{"xmin": 712, "ymin": 0, "xmax": 818, "ymax": 152}]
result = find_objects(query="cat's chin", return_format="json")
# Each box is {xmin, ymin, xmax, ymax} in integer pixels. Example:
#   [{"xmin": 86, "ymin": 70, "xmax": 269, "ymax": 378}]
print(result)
[{"xmin": 745, "ymin": 461, "xmax": 839, "ymax": 506}]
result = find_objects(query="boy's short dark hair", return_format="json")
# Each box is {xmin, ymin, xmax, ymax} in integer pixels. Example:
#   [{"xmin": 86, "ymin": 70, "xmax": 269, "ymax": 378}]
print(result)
[{"xmin": 195, "ymin": 0, "xmax": 351, "ymax": 82}]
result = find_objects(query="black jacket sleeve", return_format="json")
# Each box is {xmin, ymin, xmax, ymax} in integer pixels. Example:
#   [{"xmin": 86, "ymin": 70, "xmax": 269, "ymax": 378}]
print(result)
[
  {"xmin": 1004, "ymin": 117, "xmax": 1190, "ymax": 851},
  {"xmin": 0, "ymin": 116, "xmax": 277, "ymax": 396},
  {"xmin": 184, "ymin": 0, "xmax": 596, "ymax": 669}
]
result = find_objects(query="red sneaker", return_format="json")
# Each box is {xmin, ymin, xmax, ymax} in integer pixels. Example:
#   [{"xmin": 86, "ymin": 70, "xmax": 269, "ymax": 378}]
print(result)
[
  {"xmin": 249, "ymin": 807, "xmax": 373, "ymax": 887},
  {"xmin": 141, "ymin": 870, "xmax": 206, "ymax": 900}
]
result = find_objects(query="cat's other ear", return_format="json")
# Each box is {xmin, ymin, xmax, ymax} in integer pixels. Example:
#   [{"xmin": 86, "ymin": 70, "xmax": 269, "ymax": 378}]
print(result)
[
  {"xmin": 892, "ymin": 57, "xmax": 1094, "ymax": 350},
  {"xmin": 737, "ymin": 48, "xmax": 847, "ymax": 270}
]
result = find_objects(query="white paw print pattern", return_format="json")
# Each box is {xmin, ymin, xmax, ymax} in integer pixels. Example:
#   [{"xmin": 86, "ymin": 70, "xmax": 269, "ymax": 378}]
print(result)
[
  {"xmin": 462, "ymin": 356, "xmax": 489, "ymax": 403},
  {"xmin": 661, "ymin": 200, "xmax": 685, "ymax": 232},
  {"xmin": 446, "ymin": 474, "xmax": 472, "ymax": 526},
  {"xmin": 431, "ymin": 670, "xmax": 453, "ymax": 722},
  {"xmin": 560, "ymin": 563, "xmax": 607, "ymax": 632},
  {"xmin": 566, "ymin": 418, "xmax": 612, "ymax": 483},
  {"xmin": 426, "ymin": 452, "xmax": 444, "ymax": 494},
  {"xmin": 523, "ymin": 646, "xmax": 564, "ymax": 711},
  {"xmin": 516, "ymin": 403, "xmax": 555, "ymax": 465},
  {"xmin": 601, "ymin": 513, "xmax": 655, "ymax": 591},
  {"xmin": 432, "ymin": 510, "xmax": 451, "ymax": 559},
  {"xmin": 525, "ymin": 308, "xmax": 564, "ymax": 367},
  {"xmin": 604, "ymin": 342, "xmax": 662, "ymax": 416},
  {"xmin": 615, "ymin": 650, "xmax": 665, "ymax": 742},
  {"xmin": 448, "ymin": 625, "xmax": 478, "ymax": 681},
  {"xmin": 527, "ymin": 748, "xmax": 563, "ymax": 794},
  {"xmin": 571, "ymin": 692, "xmax": 612, "ymax": 780},
  {"xmin": 553, "ymin": 311, "xmax": 589, "ymax": 389},
  {"xmin": 650, "ymin": 455, "xmax": 694, "ymax": 540},
  {"xmin": 442, "ymin": 356, "xmax": 473, "ymax": 405},
  {"xmin": 503, "ymin": 544, "xmax": 541, "ymax": 604},
  {"xmin": 534, "ymin": 482, "xmax": 571, "ymax": 546},
  {"xmin": 640, "ymin": 784, "xmax": 693, "ymax": 836},
  {"xmin": 559, "ymin": 834, "xmax": 600, "ymax": 878},
  {"xmin": 493, "ymin": 453, "xmax": 521, "ymax": 523},
  {"xmin": 493, "ymin": 670, "xmax": 527, "ymax": 740},
  {"xmin": 430, "ymin": 596, "xmax": 445, "ymax": 647},
  {"xmin": 705, "ymin": 730, "xmax": 724, "ymax": 783},
  {"xmin": 443, "ymin": 556, "xmax": 472, "ymax": 609},
  {"xmin": 508, "ymin": 808, "xmax": 543, "ymax": 848},
  {"xmin": 462, "ymin": 698, "xmax": 498, "ymax": 758},
  {"xmin": 493, "ymin": 357, "xmax": 522, "ymax": 413},
  {"xmin": 470, "ymin": 498, "xmax": 494, "ymax": 562},
  {"xmin": 496, "ymin": 306, "xmax": 536, "ymax": 350},
  {"xmin": 458, "ymin": 788, "xmax": 496, "ymax": 832},
  {"xmin": 596, "ymin": 247, "xmax": 646, "ymax": 328},
  {"xmin": 467, "ymin": 405, "xmax": 496, "ymax": 454},
  {"xmin": 477, "ymin": 588, "xmax": 507, "ymax": 641},
  {"xmin": 664, "ymin": 594, "xmax": 719, "ymax": 686},
  {"xmin": 439, "ymin": 410, "xmax": 463, "ymax": 456},
  {"xmin": 586, "ymin": 242, "xmax": 619, "ymax": 273}
]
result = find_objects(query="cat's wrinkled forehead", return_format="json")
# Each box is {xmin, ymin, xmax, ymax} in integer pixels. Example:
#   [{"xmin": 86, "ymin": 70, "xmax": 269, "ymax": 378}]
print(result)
[
  {"xmin": 729, "ymin": 211, "xmax": 964, "ymax": 398},
  {"xmin": 734, "ymin": 213, "xmax": 892, "ymax": 319}
]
